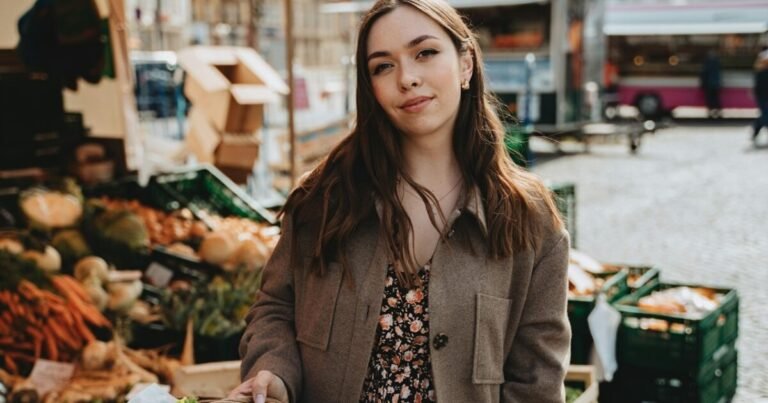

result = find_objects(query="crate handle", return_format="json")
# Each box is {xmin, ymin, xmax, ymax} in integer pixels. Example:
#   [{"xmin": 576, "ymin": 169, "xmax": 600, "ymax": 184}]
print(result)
[{"xmin": 716, "ymin": 314, "xmax": 726, "ymax": 327}]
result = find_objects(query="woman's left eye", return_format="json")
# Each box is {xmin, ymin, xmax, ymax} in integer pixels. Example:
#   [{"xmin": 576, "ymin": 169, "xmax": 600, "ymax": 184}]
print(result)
[{"xmin": 417, "ymin": 49, "xmax": 439, "ymax": 59}]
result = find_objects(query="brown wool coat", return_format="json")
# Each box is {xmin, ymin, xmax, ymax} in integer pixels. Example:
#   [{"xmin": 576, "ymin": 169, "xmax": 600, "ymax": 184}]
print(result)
[{"xmin": 239, "ymin": 187, "xmax": 571, "ymax": 403}]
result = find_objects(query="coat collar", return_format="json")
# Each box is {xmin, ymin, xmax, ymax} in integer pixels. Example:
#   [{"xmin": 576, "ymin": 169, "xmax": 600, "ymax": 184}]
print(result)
[{"xmin": 373, "ymin": 183, "xmax": 488, "ymax": 239}]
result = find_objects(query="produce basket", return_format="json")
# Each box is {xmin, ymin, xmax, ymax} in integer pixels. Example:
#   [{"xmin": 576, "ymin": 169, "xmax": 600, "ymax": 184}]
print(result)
[
  {"xmin": 615, "ymin": 283, "xmax": 739, "ymax": 374},
  {"xmin": 549, "ymin": 182, "xmax": 576, "ymax": 248},
  {"xmin": 614, "ymin": 343, "xmax": 737, "ymax": 403},
  {"xmin": 568, "ymin": 269, "xmax": 629, "ymax": 364},
  {"xmin": 151, "ymin": 165, "xmax": 276, "ymax": 224}
]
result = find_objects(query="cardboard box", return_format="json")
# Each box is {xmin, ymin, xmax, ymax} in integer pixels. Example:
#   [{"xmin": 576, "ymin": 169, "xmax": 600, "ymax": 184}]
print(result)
[
  {"xmin": 215, "ymin": 164, "xmax": 253, "ymax": 185},
  {"xmin": 215, "ymin": 133, "xmax": 261, "ymax": 169},
  {"xmin": 185, "ymin": 107, "xmax": 219, "ymax": 164},
  {"xmin": 186, "ymin": 107, "xmax": 261, "ymax": 170},
  {"xmin": 178, "ymin": 46, "xmax": 288, "ymax": 134}
]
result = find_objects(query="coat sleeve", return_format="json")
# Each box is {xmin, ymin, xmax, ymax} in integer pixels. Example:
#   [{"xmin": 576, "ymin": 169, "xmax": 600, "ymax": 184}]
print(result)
[
  {"xmin": 501, "ymin": 228, "xmax": 571, "ymax": 403},
  {"xmin": 239, "ymin": 217, "xmax": 303, "ymax": 402}
]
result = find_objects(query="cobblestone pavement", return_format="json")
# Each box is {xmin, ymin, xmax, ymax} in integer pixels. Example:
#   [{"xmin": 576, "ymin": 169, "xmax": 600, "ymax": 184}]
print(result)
[{"xmin": 530, "ymin": 121, "xmax": 768, "ymax": 402}]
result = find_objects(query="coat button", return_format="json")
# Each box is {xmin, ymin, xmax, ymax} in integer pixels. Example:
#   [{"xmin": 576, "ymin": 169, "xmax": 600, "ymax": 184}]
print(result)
[{"xmin": 433, "ymin": 333, "xmax": 449, "ymax": 350}]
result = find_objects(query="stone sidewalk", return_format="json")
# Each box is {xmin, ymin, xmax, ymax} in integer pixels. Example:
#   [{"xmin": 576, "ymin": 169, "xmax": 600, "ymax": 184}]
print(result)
[{"xmin": 531, "ymin": 122, "xmax": 768, "ymax": 402}]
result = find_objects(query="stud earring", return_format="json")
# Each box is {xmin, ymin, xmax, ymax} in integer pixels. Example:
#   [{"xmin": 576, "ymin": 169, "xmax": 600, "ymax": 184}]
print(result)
[{"xmin": 461, "ymin": 80, "xmax": 470, "ymax": 90}]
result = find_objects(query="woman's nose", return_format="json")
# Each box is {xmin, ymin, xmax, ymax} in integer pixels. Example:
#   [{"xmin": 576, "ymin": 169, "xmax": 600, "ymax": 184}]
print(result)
[{"xmin": 398, "ymin": 63, "xmax": 421, "ymax": 91}]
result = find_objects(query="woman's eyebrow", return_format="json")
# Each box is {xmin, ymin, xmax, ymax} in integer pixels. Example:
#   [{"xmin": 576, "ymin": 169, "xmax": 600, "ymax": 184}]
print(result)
[{"xmin": 367, "ymin": 34, "xmax": 439, "ymax": 62}]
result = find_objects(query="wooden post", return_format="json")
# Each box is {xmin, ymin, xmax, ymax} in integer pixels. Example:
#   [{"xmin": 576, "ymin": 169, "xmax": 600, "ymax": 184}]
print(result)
[{"xmin": 284, "ymin": 0, "xmax": 296, "ymax": 188}]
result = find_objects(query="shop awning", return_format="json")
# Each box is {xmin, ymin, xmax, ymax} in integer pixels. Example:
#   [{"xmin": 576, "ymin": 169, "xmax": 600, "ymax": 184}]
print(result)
[
  {"xmin": 321, "ymin": 0, "xmax": 547, "ymax": 14},
  {"xmin": 605, "ymin": 2, "xmax": 768, "ymax": 36}
]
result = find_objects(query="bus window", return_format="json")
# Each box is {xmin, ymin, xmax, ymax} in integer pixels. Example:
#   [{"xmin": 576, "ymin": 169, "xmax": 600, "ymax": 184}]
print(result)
[{"xmin": 459, "ymin": 3, "xmax": 551, "ymax": 53}]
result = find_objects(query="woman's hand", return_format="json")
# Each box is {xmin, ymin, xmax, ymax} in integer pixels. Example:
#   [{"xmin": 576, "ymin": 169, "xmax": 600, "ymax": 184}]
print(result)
[{"xmin": 227, "ymin": 370, "xmax": 289, "ymax": 403}]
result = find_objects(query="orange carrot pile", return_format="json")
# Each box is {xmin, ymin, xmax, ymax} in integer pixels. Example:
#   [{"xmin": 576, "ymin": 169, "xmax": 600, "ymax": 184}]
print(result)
[{"xmin": 0, "ymin": 276, "xmax": 111, "ymax": 375}]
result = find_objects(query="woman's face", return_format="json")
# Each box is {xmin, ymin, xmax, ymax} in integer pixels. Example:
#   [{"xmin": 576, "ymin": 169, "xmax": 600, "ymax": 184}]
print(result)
[{"xmin": 366, "ymin": 6, "xmax": 472, "ymax": 141}]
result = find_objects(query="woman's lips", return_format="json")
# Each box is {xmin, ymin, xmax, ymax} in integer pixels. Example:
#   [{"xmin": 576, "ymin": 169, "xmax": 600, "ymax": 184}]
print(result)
[{"xmin": 400, "ymin": 97, "xmax": 433, "ymax": 113}]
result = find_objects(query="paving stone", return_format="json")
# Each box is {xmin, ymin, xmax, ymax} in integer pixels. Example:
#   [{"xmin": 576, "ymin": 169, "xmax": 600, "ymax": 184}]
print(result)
[{"xmin": 531, "ymin": 122, "xmax": 768, "ymax": 402}]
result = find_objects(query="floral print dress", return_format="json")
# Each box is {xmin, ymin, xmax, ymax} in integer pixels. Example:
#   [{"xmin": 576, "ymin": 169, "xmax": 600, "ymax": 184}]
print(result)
[{"xmin": 360, "ymin": 263, "xmax": 437, "ymax": 403}]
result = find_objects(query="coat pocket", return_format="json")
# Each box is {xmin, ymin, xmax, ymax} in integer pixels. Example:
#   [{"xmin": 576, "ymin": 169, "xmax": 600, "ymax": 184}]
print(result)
[
  {"xmin": 295, "ymin": 260, "xmax": 344, "ymax": 351},
  {"xmin": 473, "ymin": 293, "xmax": 513, "ymax": 384}
]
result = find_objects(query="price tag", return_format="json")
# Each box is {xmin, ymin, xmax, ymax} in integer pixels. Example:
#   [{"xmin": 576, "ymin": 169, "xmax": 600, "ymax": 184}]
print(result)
[
  {"xmin": 145, "ymin": 262, "xmax": 174, "ymax": 287},
  {"xmin": 28, "ymin": 359, "xmax": 75, "ymax": 396}
]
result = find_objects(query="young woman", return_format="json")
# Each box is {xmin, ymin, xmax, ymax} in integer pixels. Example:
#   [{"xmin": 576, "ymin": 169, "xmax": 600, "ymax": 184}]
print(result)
[{"xmin": 229, "ymin": 0, "xmax": 570, "ymax": 402}]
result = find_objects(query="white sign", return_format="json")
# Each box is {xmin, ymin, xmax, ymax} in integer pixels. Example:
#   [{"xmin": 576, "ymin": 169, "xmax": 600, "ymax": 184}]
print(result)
[{"xmin": 29, "ymin": 359, "xmax": 75, "ymax": 396}]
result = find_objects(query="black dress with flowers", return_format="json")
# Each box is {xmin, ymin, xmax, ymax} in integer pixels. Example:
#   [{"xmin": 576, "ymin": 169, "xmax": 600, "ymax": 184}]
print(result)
[{"xmin": 359, "ymin": 263, "xmax": 437, "ymax": 403}]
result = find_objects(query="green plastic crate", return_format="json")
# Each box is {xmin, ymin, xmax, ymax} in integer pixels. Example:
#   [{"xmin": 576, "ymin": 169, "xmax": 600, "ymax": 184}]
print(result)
[
  {"xmin": 603, "ymin": 264, "xmax": 661, "ymax": 294},
  {"xmin": 568, "ymin": 269, "xmax": 630, "ymax": 364},
  {"xmin": 615, "ymin": 343, "xmax": 737, "ymax": 403},
  {"xmin": 549, "ymin": 182, "xmax": 577, "ymax": 248},
  {"xmin": 615, "ymin": 283, "xmax": 739, "ymax": 374},
  {"xmin": 151, "ymin": 165, "xmax": 276, "ymax": 224},
  {"xmin": 504, "ymin": 124, "xmax": 530, "ymax": 168}
]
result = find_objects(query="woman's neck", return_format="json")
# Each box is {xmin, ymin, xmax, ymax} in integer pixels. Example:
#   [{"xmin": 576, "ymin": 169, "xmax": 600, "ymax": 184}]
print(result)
[{"xmin": 401, "ymin": 134, "xmax": 461, "ymax": 191}]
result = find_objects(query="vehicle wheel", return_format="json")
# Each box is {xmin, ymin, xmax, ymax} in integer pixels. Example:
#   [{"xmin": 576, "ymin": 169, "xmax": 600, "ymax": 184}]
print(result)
[
  {"xmin": 636, "ymin": 94, "xmax": 661, "ymax": 119},
  {"xmin": 604, "ymin": 104, "xmax": 618, "ymax": 120}
]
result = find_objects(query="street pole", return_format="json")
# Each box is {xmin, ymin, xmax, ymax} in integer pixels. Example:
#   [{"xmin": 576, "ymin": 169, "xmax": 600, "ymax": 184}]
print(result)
[
  {"xmin": 524, "ymin": 52, "xmax": 536, "ymax": 165},
  {"xmin": 284, "ymin": 0, "xmax": 296, "ymax": 188}
]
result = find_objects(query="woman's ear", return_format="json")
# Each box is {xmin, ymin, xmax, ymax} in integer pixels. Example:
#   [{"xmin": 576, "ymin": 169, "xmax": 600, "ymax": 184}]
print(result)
[{"xmin": 460, "ymin": 49, "xmax": 474, "ymax": 84}]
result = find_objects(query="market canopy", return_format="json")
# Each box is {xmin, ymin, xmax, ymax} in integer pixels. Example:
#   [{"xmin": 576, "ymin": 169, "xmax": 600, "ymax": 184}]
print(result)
[{"xmin": 604, "ymin": 2, "xmax": 768, "ymax": 36}]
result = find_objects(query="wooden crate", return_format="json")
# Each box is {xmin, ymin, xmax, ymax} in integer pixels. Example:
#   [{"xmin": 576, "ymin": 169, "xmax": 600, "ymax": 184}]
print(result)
[{"xmin": 566, "ymin": 365, "xmax": 599, "ymax": 403}]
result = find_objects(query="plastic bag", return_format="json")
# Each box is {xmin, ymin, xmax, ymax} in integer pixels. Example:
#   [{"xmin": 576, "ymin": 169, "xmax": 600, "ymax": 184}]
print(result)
[{"xmin": 587, "ymin": 293, "xmax": 621, "ymax": 381}]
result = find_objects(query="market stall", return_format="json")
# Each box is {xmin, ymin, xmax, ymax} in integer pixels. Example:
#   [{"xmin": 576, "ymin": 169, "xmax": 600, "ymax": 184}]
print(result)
[{"xmin": 0, "ymin": 164, "xmax": 281, "ymax": 401}]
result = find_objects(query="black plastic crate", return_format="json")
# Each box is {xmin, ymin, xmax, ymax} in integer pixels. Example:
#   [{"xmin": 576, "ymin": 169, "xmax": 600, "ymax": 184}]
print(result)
[
  {"xmin": 615, "ymin": 283, "xmax": 739, "ymax": 374},
  {"xmin": 568, "ymin": 269, "xmax": 630, "ymax": 364}
]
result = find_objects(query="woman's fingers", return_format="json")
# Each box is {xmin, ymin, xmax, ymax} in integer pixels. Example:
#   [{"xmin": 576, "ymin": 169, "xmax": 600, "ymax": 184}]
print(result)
[
  {"xmin": 251, "ymin": 370, "xmax": 276, "ymax": 403},
  {"xmin": 227, "ymin": 370, "xmax": 287, "ymax": 403},
  {"xmin": 226, "ymin": 379, "xmax": 254, "ymax": 399}
]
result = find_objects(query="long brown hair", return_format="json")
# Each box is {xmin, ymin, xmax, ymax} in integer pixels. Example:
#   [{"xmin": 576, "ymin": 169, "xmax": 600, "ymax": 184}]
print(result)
[{"xmin": 282, "ymin": 0, "xmax": 562, "ymax": 287}]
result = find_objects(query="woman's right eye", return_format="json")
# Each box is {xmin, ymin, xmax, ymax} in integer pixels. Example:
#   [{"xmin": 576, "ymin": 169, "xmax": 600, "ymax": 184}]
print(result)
[{"xmin": 372, "ymin": 63, "xmax": 393, "ymax": 75}]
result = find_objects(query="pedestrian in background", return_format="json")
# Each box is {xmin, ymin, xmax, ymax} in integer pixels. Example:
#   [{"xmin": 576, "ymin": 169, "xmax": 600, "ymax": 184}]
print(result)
[
  {"xmin": 700, "ymin": 50, "xmax": 722, "ymax": 118},
  {"xmin": 752, "ymin": 46, "xmax": 768, "ymax": 145},
  {"xmin": 227, "ymin": 0, "xmax": 571, "ymax": 402}
]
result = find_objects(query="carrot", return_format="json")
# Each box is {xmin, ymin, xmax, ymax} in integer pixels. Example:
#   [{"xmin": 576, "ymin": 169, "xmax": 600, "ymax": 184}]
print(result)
[
  {"xmin": 3, "ymin": 354, "xmax": 18, "ymax": 374},
  {"xmin": 0, "ymin": 290, "xmax": 10, "ymax": 305},
  {"xmin": 25, "ymin": 326, "xmax": 43, "ymax": 341},
  {"xmin": 71, "ymin": 312, "xmax": 96, "ymax": 343},
  {"xmin": 18, "ymin": 280, "xmax": 43, "ymax": 301},
  {"xmin": 53, "ymin": 276, "xmax": 91, "ymax": 303},
  {"xmin": 48, "ymin": 320, "xmax": 81, "ymax": 351},
  {"xmin": 43, "ymin": 333, "xmax": 58, "ymax": 361},
  {"xmin": 6, "ymin": 351, "xmax": 34, "ymax": 363},
  {"xmin": 68, "ymin": 298, "xmax": 110, "ymax": 328},
  {"xmin": 52, "ymin": 278, "xmax": 109, "ymax": 327},
  {"xmin": 53, "ymin": 307, "xmax": 74, "ymax": 327},
  {"xmin": 11, "ymin": 342, "xmax": 33, "ymax": 352},
  {"xmin": 0, "ymin": 317, "xmax": 10, "ymax": 335},
  {"xmin": 1, "ymin": 311, "xmax": 13, "ymax": 325},
  {"xmin": 42, "ymin": 290, "xmax": 65, "ymax": 306},
  {"xmin": 33, "ymin": 334, "xmax": 42, "ymax": 359}
]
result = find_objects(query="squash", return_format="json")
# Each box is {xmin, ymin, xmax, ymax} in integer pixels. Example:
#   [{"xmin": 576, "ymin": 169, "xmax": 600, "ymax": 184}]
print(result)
[{"xmin": 20, "ymin": 189, "xmax": 82, "ymax": 230}]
